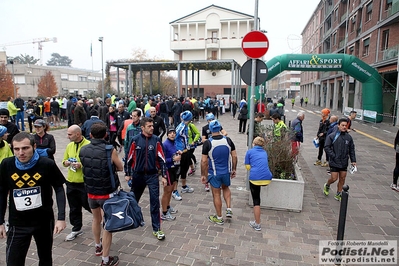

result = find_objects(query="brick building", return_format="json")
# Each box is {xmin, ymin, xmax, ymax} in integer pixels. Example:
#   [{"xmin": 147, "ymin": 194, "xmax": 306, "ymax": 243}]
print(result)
[{"xmin": 300, "ymin": 0, "xmax": 399, "ymax": 118}]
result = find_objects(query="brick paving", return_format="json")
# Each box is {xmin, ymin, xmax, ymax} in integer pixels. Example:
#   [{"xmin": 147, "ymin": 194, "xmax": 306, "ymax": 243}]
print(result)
[{"xmin": 0, "ymin": 101, "xmax": 398, "ymax": 265}]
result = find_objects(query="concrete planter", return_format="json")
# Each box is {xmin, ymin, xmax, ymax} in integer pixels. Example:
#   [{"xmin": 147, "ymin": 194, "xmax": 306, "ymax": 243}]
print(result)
[{"xmin": 249, "ymin": 164, "xmax": 304, "ymax": 212}]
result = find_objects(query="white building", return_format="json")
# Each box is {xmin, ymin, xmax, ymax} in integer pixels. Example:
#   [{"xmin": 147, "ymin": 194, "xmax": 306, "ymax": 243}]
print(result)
[
  {"xmin": 169, "ymin": 4, "xmax": 258, "ymax": 98},
  {"xmin": 5, "ymin": 63, "xmax": 101, "ymax": 98}
]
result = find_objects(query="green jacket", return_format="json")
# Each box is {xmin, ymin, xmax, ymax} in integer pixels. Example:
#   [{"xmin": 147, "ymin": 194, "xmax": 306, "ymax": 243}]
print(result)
[
  {"xmin": 127, "ymin": 100, "xmax": 137, "ymax": 113},
  {"xmin": 7, "ymin": 101, "xmax": 18, "ymax": 116},
  {"xmin": 274, "ymin": 121, "xmax": 287, "ymax": 137},
  {"xmin": 62, "ymin": 138, "xmax": 90, "ymax": 183},
  {"xmin": 188, "ymin": 122, "xmax": 200, "ymax": 145}
]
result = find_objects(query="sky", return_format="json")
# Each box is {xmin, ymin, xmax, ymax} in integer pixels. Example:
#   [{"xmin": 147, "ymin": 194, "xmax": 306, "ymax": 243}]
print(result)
[{"xmin": 0, "ymin": 0, "xmax": 321, "ymax": 71}]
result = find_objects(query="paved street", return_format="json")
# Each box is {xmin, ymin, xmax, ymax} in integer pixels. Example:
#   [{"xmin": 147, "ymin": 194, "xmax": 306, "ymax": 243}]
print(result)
[{"xmin": 0, "ymin": 102, "xmax": 398, "ymax": 265}]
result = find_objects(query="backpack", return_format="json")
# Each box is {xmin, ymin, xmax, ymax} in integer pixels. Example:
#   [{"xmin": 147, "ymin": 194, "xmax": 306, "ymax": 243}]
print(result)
[
  {"xmin": 194, "ymin": 101, "xmax": 199, "ymax": 112},
  {"xmin": 183, "ymin": 101, "xmax": 192, "ymax": 111}
]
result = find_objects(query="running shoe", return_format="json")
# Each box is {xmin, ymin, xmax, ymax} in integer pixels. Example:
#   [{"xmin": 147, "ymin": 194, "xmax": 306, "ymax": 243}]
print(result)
[
  {"xmin": 205, "ymin": 183, "xmax": 210, "ymax": 192},
  {"xmin": 226, "ymin": 209, "xmax": 233, "ymax": 218},
  {"xmin": 208, "ymin": 215, "xmax": 224, "ymax": 225},
  {"xmin": 65, "ymin": 230, "xmax": 83, "ymax": 241},
  {"xmin": 314, "ymin": 160, "xmax": 322, "ymax": 166},
  {"xmin": 390, "ymin": 183, "xmax": 398, "ymax": 191},
  {"xmin": 181, "ymin": 186, "xmax": 194, "ymax": 193},
  {"xmin": 161, "ymin": 212, "xmax": 176, "ymax": 221},
  {"xmin": 153, "ymin": 230, "xmax": 166, "ymax": 240},
  {"xmin": 95, "ymin": 245, "xmax": 103, "ymax": 256},
  {"xmin": 101, "ymin": 256, "xmax": 119, "ymax": 266},
  {"xmin": 334, "ymin": 192, "xmax": 342, "ymax": 201},
  {"xmin": 172, "ymin": 190, "xmax": 182, "ymax": 201},
  {"xmin": 168, "ymin": 206, "xmax": 178, "ymax": 214},
  {"xmin": 188, "ymin": 169, "xmax": 195, "ymax": 176},
  {"xmin": 323, "ymin": 183, "xmax": 330, "ymax": 196},
  {"xmin": 249, "ymin": 220, "xmax": 261, "ymax": 231}
]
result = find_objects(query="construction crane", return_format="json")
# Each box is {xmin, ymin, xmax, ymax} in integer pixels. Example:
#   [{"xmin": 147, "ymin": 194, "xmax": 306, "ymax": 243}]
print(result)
[{"xmin": 0, "ymin": 37, "xmax": 57, "ymax": 65}]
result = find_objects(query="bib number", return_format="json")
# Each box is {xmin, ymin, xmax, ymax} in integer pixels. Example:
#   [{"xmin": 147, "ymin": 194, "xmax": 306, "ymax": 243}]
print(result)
[{"xmin": 13, "ymin": 186, "xmax": 42, "ymax": 211}]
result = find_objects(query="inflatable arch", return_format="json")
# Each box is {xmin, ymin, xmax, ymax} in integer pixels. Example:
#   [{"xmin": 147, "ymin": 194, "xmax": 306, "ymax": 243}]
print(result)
[{"xmin": 265, "ymin": 54, "xmax": 383, "ymax": 122}]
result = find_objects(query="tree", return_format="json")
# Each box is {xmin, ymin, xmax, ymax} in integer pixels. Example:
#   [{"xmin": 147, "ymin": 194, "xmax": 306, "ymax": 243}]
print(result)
[
  {"xmin": 0, "ymin": 64, "xmax": 18, "ymax": 101},
  {"xmin": 37, "ymin": 71, "xmax": 58, "ymax": 98},
  {"xmin": 46, "ymin": 53, "xmax": 72, "ymax": 66},
  {"xmin": 9, "ymin": 54, "xmax": 39, "ymax": 65}
]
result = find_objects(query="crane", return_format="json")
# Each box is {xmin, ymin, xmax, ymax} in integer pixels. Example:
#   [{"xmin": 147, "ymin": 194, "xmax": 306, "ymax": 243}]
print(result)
[{"xmin": 0, "ymin": 37, "xmax": 57, "ymax": 65}]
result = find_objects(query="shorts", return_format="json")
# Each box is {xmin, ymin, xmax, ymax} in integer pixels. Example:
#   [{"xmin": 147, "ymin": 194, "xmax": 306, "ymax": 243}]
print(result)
[
  {"xmin": 88, "ymin": 197, "xmax": 107, "ymax": 209},
  {"xmin": 208, "ymin": 173, "xmax": 231, "ymax": 189},
  {"xmin": 45, "ymin": 112, "xmax": 52, "ymax": 117},
  {"xmin": 330, "ymin": 166, "xmax": 347, "ymax": 173},
  {"xmin": 165, "ymin": 167, "xmax": 178, "ymax": 186}
]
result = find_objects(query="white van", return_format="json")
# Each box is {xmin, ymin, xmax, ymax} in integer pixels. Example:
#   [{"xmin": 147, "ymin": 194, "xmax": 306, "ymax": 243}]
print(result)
[{"xmin": 216, "ymin": 95, "xmax": 231, "ymax": 112}]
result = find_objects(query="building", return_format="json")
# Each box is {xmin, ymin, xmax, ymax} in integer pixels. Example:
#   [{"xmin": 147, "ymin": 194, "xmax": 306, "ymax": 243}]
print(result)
[
  {"xmin": 5, "ymin": 63, "xmax": 101, "ymax": 99},
  {"xmin": 266, "ymin": 71, "xmax": 301, "ymax": 99},
  {"xmin": 109, "ymin": 67, "xmax": 127, "ymax": 96},
  {"xmin": 169, "ymin": 4, "xmax": 257, "ymax": 98},
  {"xmin": 300, "ymin": 0, "xmax": 399, "ymax": 119}
]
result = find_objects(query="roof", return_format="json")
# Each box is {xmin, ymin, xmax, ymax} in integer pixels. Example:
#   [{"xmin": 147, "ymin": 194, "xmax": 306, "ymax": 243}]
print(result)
[
  {"xmin": 169, "ymin": 4, "xmax": 254, "ymax": 24},
  {"xmin": 110, "ymin": 59, "xmax": 241, "ymax": 72}
]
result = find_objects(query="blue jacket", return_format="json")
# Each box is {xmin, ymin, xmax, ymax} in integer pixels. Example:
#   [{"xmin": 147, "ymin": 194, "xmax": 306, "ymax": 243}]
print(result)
[
  {"xmin": 245, "ymin": 146, "xmax": 272, "ymax": 181},
  {"xmin": 163, "ymin": 138, "xmax": 177, "ymax": 169},
  {"xmin": 81, "ymin": 116, "xmax": 106, "ymax": 140},
  {"xmin": 125, "ymin": 133, "xmax": 166, "ymax": 177}
]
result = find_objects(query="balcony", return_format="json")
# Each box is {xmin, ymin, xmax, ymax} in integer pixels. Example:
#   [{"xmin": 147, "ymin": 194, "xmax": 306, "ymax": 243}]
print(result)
[
  {"xmin": 382, "ymin": 45, "xmax": 399, "ymax": 60},
  {"xmin": 206, "ymin": 38, "xmax": 219, "ymax": 49}
]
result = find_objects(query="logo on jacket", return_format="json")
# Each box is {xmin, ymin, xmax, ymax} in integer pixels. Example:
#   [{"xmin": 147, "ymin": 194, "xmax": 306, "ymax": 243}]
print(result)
[
  {"xmin": 112, "ymin": 211, "xmax": 124, "ymax": 219},
  {"xmin": 148, "ymin": 145, "xmax": 154, "ymax": 151}
]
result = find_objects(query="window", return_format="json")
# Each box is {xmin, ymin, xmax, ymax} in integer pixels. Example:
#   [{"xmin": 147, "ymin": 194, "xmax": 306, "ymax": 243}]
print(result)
[
  {"xmin": 333, "ymin": 32, "xmax": 337, "ymax": 46},
  {"xmin": 366, "ymin": 2, "xmax": 373, "ymax": 21},
  {"xmin": 61, "ymin": 73, "xmax": 68, "ymax": 80},
  {"xmin": 78, "ymin": 76, "xmax": 87, "ymax": 82},
  {"xmin": 212, "ymin": 31, "xmax": 218, "ymax": 43},
  {"xmin": 363, "ymin": 38, "xmax": 370, "ymax": 56},
  {"xmin": 381, "ymin": 30, "xmax": 389, "ymax": 50},
  {"xmin": 386, "ymin": 0, "xmax": 392, "ymax": 10},
  {"xmin": 349, "ymin": 46, "xmax": 355, "ymax": 55},
  {"xmin": 211, "ymin": 51, "xmax": 217, "ymax": 60},
  {"xmin": 350, "ymin": 16, "xmax": 356, "ymax": 32}
]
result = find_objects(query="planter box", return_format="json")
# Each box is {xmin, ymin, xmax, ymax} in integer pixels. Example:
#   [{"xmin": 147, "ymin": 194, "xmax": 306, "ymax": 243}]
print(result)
[{"xmin": 249, "ymin": 164, "xmax": 304, "ymax": 212}]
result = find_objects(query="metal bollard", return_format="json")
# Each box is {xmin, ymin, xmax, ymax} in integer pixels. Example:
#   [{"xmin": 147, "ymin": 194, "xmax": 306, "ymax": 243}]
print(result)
[
  {"xmin": 337, "ymin": 185, "xmax": 349, "ymax": 241},
  {"xmin": 288, "ymin": 120, "xmax": 291, "ymax": 127}
]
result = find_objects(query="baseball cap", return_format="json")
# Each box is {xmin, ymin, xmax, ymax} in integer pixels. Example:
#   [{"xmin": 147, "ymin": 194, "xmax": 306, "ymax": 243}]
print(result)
[
  {"xmin": 167, "ymin": 126, "xmax": 176, "ymax": 134},
  {"xmin": 34, "ymin": 119, "xmax": 46, "ymax": 127},
  {"xmin": 209, "ymin": 120, "xmax": 222, "ymax": 133}
]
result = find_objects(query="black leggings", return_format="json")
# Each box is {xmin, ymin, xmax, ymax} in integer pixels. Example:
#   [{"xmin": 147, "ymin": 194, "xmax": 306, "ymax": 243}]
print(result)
[
  {"xmin": 250, "ymin": 182, "xmax": 261, "ymax": 206},
  {"xmin": 393, "ymin": 152, "xmax": 399, "ymax": 185},
  {"xmin": 317, "ymin": 138, "xmax": 327, "ymax": 161},
  {"xmin": 189, "ymin": 148, "xmax": 197, "ymax": 164}
]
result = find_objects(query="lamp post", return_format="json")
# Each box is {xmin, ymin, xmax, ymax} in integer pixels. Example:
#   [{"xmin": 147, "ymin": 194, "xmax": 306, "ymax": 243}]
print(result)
[
  {"xmin": 9, "ymin": 60, "xmax": 16, "ymax": 99},
  {"xmin": 98, "ymin": 37, "xmax": 104, "ymax": 100}
]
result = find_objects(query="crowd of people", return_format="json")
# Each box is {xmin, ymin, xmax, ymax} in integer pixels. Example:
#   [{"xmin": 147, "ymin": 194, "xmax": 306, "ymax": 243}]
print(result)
[{"xmin": 0, "ymin": 92, "xmax": 361, "ymax": 265}]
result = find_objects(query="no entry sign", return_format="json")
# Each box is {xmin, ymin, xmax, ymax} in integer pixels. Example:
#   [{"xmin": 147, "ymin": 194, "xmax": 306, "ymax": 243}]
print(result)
[{"xmin": 241, "ymin": 31, "xmax": 269, "ymax": 59}]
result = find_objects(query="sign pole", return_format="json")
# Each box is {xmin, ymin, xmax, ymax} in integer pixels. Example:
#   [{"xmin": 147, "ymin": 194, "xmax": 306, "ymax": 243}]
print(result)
[
  {"xmin": 246, "ymin": 0, "xmax": 259, "ymax": 191},
  {"xmin": 248, "ymin": 0, "xmax": 259, "ymax": 150}
]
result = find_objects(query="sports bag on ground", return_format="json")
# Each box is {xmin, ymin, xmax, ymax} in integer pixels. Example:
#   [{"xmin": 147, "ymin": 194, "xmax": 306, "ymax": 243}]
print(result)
[{"xmin": 102, "ymin": 145, "xmax": 144, "ymax": 232}]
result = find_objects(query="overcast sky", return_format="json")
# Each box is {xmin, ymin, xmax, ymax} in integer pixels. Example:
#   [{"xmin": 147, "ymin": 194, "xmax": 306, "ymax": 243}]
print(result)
[{"xmin": 0, "ymin": 0, "xmax": 320, "ymax": 71}]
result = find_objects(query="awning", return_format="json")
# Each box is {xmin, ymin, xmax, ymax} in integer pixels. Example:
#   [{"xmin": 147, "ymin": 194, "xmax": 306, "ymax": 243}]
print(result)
[{"xmin": 378, "ymin": 64, "xmax": 397, "ymax": 73}]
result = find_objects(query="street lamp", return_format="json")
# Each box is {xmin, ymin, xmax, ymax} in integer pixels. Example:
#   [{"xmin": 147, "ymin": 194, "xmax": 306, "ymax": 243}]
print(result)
[
  {"xmin": 9, "ymin": 60, "xmax": 16, "ymax": 99},
  {"xmin": 98, "ymin": 37, "xmax": 104, "ymax": 100}
]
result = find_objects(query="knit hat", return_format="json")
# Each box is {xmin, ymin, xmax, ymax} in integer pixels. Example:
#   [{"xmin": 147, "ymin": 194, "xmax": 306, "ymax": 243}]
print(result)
[
  {"xmin": 206, "ymin": 113, "xmax": 215, "ymax": 121},
  {"xmin": 181, "ymin": 111, "xmax": 193, "ymax": 122},
  {"xmin": 167, "ymin": 126, "xmax": 176, "ymax": 134},
  {"xmin": 209, "ymin": 120, "xmax": 222, "ymax": 133},
  {"xmin": 0, "ymin": 108, "xmax": 9, "ymax": 117},
  {"xmin": 0, "ymin": 126, "xmax": 7, "ymax": 137},
  {"xmin": 321, "ymin": 108, "xmax": 330, "ymax": 116}
]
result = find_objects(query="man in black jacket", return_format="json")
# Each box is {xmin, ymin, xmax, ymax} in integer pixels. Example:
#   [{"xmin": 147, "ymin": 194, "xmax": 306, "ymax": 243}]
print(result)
[
  {"xmin": 323, "ymin": 118, "xmax": 356, "ymax": 201},
  {"xmin": 0, "ymin": 109, "xmax": 19, "ymax": 143},
  {"xmin": 149, "ymin": 107, "xmax": 166, "ymax": 140},
  {"xmin": 14, "ymin": 93, "xmax": 25, "ymax": 131}
]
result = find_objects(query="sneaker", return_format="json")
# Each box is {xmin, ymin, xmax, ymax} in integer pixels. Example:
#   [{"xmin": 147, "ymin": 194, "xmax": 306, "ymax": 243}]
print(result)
[
  {"xmin": 390, "ymin": 183, "xmax": 397, "ymax": 191},
  {"xmin": 323, "ymin": 183, "xmax": 330, "ymax": 196},
  {"xmin": 188, "ymin": 169, "xmax": 195, "ymax": 176},
  {"xmin": 101, "ymin": 256, "xmax": 119, "ymax": 266},
  {"xmin": 168, "ymin": 206, "xmax": 178, "ymax": 214},
  {"xmin": 327, "ymin": 169, "xmax": 331, "ymax": 175},
  {"xmin": 153, "ymin": 230, "xmax": 166, "ymax": 240},
  {"xmin": 226, "ymin": 209, "xmax": 233, "ymax": 218},
  {"xmin": 314, "ymin": 160, "xmax": 322, "ymax": 166},
  {"xmin": 208, "ymin": 215, "xmax": 224, "ymax": 225},
  {"xmin": 205, "ymin": 183, "xmax": 210, "ymax": 192},
  {"xmin": 321, "ymin": 162, "xmax": 329, "ymax": 167},
  {"xmin": 95, "ymin": 245, "xmax": 103, "ymax": 256},
  {"xmin": 65, "ymin": 230, "xmax": 83, "ymax": 241},
  {"xmin": 181, "ymin": 186, "xmax": 194, "ymax": 193},
  {"xmin": 172, "ymin": 190, "xmax": 182, "ymax": 201},
  {"xmin": 161, "ymin": 212, "xmax": 176, "ymax": 221},
  {"xmin": 249, "ymin": 220, "xmax": 261, "ymax": 231},
  {"xmin": 334, "ymin": 192, "xmax": 342, "ymax": 201}
]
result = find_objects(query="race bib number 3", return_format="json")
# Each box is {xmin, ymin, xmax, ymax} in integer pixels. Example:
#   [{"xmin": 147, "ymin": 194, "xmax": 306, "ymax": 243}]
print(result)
[{"xmin": 13, "ymin": 186, "xmax": 42, "ymax": 211}]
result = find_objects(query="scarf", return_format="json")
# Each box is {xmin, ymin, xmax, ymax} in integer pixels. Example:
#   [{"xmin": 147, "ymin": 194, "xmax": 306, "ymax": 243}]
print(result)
[{"xmin": 15, "ymin": 150, "xmax": 40, "ymax": 170}]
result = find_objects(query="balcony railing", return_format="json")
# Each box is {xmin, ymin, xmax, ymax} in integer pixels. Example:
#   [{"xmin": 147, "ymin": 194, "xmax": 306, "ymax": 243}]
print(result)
[{"xmin": 382, "ymin": 44, "xmax": 399, "ymax": 60}]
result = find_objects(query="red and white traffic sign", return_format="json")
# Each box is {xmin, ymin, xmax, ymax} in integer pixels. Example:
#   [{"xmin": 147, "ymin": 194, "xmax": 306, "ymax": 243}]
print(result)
[{"xmin": 241, "ymin": 31, "xmax": 269, "ymax": 59}]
